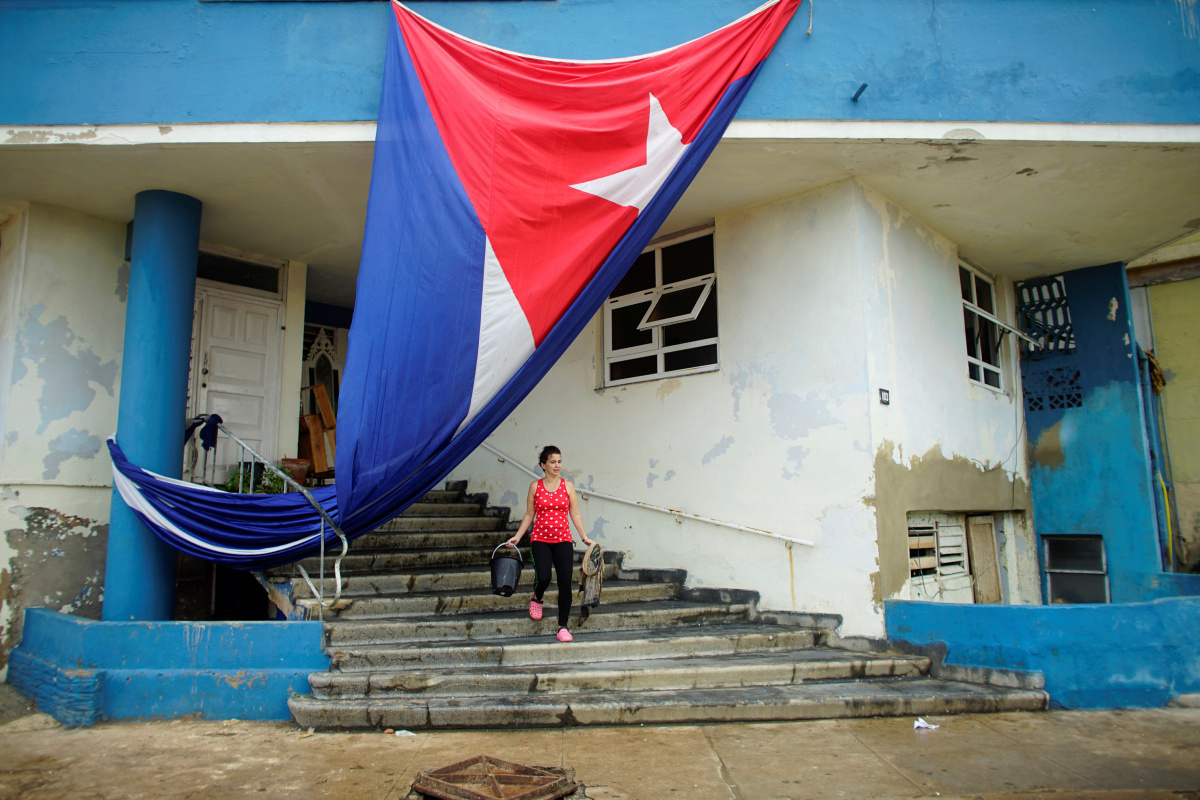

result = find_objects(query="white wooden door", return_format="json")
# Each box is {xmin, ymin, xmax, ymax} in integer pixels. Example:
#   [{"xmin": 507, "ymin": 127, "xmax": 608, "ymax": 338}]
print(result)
[{"xmin": 191, "ymin": 285, "xmax": 283, "ymax": 483}]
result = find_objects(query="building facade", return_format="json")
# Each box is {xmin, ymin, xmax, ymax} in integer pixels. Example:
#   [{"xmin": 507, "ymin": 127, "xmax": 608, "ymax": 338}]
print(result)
[{"xmin": 1, "ymin": 0, "xmax": 1198, "ymax": 675}]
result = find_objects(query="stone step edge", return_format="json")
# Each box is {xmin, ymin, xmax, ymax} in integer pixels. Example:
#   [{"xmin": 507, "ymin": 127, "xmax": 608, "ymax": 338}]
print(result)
[
  {"xmin": 307, "ymin": 652, "xmax": 934, "ymax": 695},
  {"xmin": 301, "ymin": 584, "xmax": 685, "ymax": 620},
  {"xmin": 288, "ymin": 680, "xmax": 1050, "ymax": 729},
  {"xmin": 296, "ymin": 578, "xmax": 681, "ymax": 606},
  {"xmin": 322, "ymin": 599, "xmax": 754, "ymax": 630},
  {"xmin": 326, "ymin": 627, "xmax": 819, "ymax": 669},
  {"xmin": 282, "ymin": 564, "xmax": 626, "ymax": 596}
]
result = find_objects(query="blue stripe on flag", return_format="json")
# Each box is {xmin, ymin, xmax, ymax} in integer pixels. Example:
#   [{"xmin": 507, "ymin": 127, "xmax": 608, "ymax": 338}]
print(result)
[
  {"xmin": 336, "ymin": 14, "xmax": 488, "ymax": 521},
  {"xmin": 338, "ymin": 66, "xmax": 765, "ymax": 533}
]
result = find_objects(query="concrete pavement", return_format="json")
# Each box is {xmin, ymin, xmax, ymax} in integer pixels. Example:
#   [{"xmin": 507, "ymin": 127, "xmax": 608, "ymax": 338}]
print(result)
[{"xmin": 1, "ymin": 702, "xmax": 1197, "ymax": 799}]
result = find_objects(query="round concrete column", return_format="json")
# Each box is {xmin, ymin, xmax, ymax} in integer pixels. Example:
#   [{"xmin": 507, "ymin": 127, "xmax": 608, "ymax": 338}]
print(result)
[{"xmin": 103, "ymin": 190, "xmax": 202, "ymax": 621}]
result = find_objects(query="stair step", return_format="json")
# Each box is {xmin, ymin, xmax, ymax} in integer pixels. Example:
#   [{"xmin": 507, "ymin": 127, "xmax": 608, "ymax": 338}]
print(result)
[
  {"xmin": 350, "ymin": 530, "xmax": 507, "ymax": 551},
  {"xmin": 296, "ymin": 546, "xmax": 499, "ymax": 574},
  {"xmin": 290, "ymin": 563, "xmax": 620, "ymax": 599},
  {"xmin": 400, "ymin": 502, "xmax": 484, "ymax": 517},
  {"xmin": 289, "ymin": 678, "xmax": 1048, "ymax": 730},
  {"xmin": 420, "ymin": 489, "xmax": 464, "ymax": 503},
  {"xmin": 309, "ymin": 650, "xmax": 931, "ymax": 699},
  {"xmin": 376, "ymin": 516, "xmax": 508, "ymax": 533},
  {"xmin": 282, "ymin": 481, "xmax": 1048, "ymax": 733},
  {"xmin": 325, "ymin": 600, "xmax": 753, "ymax": 646},
  {"xmin": 295, "ymin": 544, "xmax": 617, "ymax": 577},
  {"xmin": 312, "ymin": 580, "xmax": 681, "ymax": 619},
  {"xmin": 327, "ymin": 623, "xmax": 813, "ymax": 670}
]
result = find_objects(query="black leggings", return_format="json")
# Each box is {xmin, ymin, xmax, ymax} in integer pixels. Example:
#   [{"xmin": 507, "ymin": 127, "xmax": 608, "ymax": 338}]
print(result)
[{"xmin": 531, "ymin": 540, "xmax": 574, "ymax": 628}]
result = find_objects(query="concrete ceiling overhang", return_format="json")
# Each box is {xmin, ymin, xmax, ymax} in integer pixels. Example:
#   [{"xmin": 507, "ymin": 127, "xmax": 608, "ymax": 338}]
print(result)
[{"xmin": 2, "ymin": 122, "xmax": 1198, "ymax": 308}]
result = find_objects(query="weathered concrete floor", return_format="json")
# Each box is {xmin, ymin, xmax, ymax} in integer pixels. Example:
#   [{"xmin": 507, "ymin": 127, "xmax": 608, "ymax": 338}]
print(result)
[{"xmin": 1, "ymin": 706, "xmax": 1197, "ymax": 799}]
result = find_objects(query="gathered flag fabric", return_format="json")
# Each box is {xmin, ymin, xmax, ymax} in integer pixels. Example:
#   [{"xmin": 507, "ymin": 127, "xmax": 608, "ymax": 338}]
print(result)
[{"xmin": 110, "ymin": 0, "xmax": 802, "ymax": 569}]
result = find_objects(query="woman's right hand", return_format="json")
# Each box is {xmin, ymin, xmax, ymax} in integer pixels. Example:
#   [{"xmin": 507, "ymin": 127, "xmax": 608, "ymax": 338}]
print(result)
[{"xmin": 505, "ymin": 534, "xmax": 521, "ymax": 547}]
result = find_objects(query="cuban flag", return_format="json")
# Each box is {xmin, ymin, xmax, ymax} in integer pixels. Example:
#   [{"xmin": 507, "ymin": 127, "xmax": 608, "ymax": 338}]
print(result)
[{"xmin": 336, "ymin": 0, "xmax": 802, "ymax": 531}]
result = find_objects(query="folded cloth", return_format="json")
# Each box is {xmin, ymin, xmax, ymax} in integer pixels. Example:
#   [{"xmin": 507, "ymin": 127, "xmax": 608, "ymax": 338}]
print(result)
[{"xmin": 578, "ymin": 542, "xmax": 603, "ymax": 626}]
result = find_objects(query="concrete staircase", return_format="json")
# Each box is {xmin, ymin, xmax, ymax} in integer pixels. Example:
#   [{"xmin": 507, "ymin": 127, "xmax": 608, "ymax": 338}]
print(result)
[{"xmin": 283, "ymin": 481, "xmax": 1046, "ymax": 729}]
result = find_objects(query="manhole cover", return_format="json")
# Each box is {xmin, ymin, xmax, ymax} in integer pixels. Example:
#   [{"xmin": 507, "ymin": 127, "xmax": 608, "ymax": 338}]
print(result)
[{"xmin": 410, "ymin": 755, "xmax": 579, "ymax": 800}]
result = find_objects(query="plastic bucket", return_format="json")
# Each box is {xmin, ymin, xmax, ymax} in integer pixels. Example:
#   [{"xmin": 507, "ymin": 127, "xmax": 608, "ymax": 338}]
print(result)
[{"xmin": 490, "ymin": 544, "xmax": 523, "ymax": 597}]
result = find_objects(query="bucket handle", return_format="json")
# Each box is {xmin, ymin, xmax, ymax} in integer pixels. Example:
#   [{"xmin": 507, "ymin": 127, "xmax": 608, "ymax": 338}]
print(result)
[{"xmin": 492, "ymin": 543, "xmax": 522, "ymax": 562}]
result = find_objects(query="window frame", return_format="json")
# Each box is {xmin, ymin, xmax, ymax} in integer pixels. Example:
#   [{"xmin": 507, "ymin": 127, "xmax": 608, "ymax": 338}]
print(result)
[
  {"xmin": 603, "ymin": 227, "xmax": 719, "ymax": 387},
  {"xmin": 960, "ymin": 261, "xmax": 1004, "ymax": 392},
  {"xmin": 1043, "ymin": 535, "xmax": 1110, "ymax": 604}
]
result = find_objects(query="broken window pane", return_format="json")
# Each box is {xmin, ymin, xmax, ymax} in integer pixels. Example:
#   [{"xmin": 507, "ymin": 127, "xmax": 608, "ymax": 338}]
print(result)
[{"xmin": 960, "ymin": 262, "xmax": 1003, "ymax": 390}]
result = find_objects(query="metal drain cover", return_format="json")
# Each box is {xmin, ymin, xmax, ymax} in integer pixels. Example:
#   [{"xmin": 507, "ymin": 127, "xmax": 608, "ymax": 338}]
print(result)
[{"xmin": 411, "ymin": 755, "xmax": 578, "ymax": 800}]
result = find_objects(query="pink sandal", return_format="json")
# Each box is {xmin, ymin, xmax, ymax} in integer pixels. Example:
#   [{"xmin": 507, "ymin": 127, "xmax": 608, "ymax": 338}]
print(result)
[
  {"xmin": 528, "ymin": 597, "xmax": 543, "ymax": 621},
  {"xmin": 556, "ymin": 628, "xmax": 573, "ymax": 643}
]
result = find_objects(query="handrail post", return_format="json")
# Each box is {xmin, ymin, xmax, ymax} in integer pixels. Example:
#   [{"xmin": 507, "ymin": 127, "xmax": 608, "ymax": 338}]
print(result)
[{"xmin": 194, "ymin": 416, "xmax": 349, "ymax": 616}]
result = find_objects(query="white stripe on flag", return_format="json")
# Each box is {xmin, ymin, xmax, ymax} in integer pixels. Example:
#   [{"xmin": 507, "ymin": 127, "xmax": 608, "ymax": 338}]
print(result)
[
  {"xmin": 111, "ymin": 465, "xmax": 324, "ymax": 557},
  {"xmin": 457, "ymin": 237, "xmax": 536, "ymax": 434}
]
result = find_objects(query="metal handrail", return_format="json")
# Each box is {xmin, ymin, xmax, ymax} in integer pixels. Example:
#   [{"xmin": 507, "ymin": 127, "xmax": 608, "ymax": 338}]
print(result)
[
  {"xmin": 478, "ymin": 441, "xmax": 814, "ymax": 548},
  {"xmin": 186, "ymin": 417, "xmax": 347, "ymax": 620}
]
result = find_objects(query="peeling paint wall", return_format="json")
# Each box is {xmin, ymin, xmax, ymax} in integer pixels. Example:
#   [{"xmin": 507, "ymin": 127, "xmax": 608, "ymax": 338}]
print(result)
[
  {"xmin": 2, "ymin": 1, "xmax": 1199, "ymax": 127},
  {"xmin": 1022, "ymin": 262, "xmax": 1174, "ymax": 602},
  {"xmin": 0, "ymin": 203, "xmax": 126, "ymax": 675},
  {"xmin": 452, "ymin": 179, "xmax": 1038, "ymax": 637},
  {"xmin": 852, "ymin": 186, "xmax": 1037, "ymax": 606}
]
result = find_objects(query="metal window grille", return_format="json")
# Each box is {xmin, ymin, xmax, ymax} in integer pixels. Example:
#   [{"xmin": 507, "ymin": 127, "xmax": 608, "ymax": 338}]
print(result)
[{"xmin": 1017, "ymin": 276, "xmax": 1076, "ymax": 359}]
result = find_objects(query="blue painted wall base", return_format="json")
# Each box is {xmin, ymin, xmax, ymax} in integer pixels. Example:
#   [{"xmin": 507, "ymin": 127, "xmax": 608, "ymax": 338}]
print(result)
[
  {"xmin": 7, "ymin": 609, "xmax": 329, "ymax": 727},
  {"xmin": 886, "ymin": 597, "xmax": 1200, "ymax": 710}
]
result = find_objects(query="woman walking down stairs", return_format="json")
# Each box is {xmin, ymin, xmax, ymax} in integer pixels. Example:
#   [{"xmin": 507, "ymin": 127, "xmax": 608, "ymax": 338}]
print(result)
[{"xmin": 280, "ymin": 481, "xmax": 1046, "ymax": 730}]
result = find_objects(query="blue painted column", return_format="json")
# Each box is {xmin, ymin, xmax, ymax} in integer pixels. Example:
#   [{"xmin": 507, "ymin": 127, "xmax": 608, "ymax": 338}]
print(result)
[{"xmin": 103, "ymin": 191, "xmax": 202, "ymax": 621}]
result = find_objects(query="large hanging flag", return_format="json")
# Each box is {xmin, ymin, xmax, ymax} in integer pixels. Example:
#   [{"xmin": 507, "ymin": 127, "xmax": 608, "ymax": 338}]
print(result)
[
  {"xmin": 108, "ymin": 0, "xmax": 801, "ymax": 570},
  {"xmin": 337, "ymin": 0, "xmax": 802, "ymax": 532}
]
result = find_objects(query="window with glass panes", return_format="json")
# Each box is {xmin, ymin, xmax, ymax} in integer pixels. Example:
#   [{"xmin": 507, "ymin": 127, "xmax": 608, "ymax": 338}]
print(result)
[
  {"xmin": 603, "ymin": 229, "xmax": 718, "ymax": 386},
  {"xmin": 960, "ymin": 262, "xmax": 1002, "ymax": 389},
  {"xmin": 1043, "ymin": 535, "xmax": 1109, "ymax": 604}
]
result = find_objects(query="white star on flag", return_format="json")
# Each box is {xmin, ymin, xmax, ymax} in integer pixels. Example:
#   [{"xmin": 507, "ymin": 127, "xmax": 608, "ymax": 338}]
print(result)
[{"xmin": 571, "ymin": 93, "xmax": 690, "ymax": 213}]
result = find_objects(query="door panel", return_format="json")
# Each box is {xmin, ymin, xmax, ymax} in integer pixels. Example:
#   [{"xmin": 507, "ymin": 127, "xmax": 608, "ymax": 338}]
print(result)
[
  {"xmin": 967, "ymin": 515, "xmax": 1003, "ymax": 604},
  {"xmin": 190, "ymin": 287, "xmax": 282, "ymax": 484}
]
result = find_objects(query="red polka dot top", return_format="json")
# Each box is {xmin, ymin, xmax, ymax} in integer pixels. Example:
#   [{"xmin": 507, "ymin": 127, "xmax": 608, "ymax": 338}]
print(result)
[{"xmin": 531, "ymin": 479, "xmax": 572, "ymax": 543}]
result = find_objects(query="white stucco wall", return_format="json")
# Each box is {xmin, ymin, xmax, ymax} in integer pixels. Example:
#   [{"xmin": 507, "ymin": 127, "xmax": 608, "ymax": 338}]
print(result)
[
  {"xmin": 0, "ymin": 202, "xmax": 127, "ymax": 671},
  {"xmin": 852, "ymin": 185, "xmax": 1039, "ymax": 607},
  {"xmin": 451, "ymin": 178, "xmax": 1039, "ymax": 638}
]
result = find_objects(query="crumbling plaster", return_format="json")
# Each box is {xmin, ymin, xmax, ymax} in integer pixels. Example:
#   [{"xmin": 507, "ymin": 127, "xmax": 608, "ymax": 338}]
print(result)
[
  {"xmin": 851, "ymin": 183, "xmax": 1038, "ymax": 606},
  {"xmin": 0, "ymin": 203, "xmax": 125, "ymax": 673}
]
